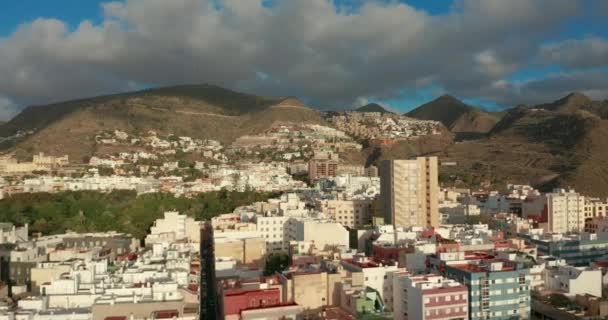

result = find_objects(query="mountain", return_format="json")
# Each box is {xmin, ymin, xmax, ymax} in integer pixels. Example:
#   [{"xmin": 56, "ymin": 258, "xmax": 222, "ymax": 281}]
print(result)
[
  {"xmin": 406, "ymin": 95, "xmax": 500, "ymax": 136},
  {"xmin": 439, "ymin": 93, "xmax": 608, "ymax": 197},
  {"xmin": 536, "ymin": 92, "xmax": 593, "ymax": 113},
  {"xmin": 354, "ymin": 103, "xmax": 393, "ymax": 114},
  {"xmin": 535, "ymin": 92, "xmax": 608, "ymax": 119},
  {"xmin": 0, "ymin": 84, "xmax": 327, "ymax": 161}
]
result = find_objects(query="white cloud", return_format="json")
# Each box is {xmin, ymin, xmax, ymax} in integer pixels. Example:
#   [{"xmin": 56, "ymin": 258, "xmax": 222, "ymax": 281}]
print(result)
[{"xmin": 0, "ymin": 0, "xmax": 601, "ymax": 113}]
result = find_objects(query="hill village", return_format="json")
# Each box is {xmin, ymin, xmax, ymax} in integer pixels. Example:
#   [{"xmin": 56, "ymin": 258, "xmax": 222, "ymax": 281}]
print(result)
[{"xmin": 0, "ymin": 112, "xmax": 607, "ymax": 320}]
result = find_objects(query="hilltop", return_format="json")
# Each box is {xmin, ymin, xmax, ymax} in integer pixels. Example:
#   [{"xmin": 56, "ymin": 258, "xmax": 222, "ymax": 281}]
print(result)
[
  {"xmin": 439, "ymin": 92, "xmax": 608, "ymax": 197},
  {"xmin": 354, "ymin": 103, "xmax": 393, "ymax": 114},
  {"xmin": 406, "ymin": 95, "xmax": 500, "ymax": 138},
  {"xmin": 534, "ymin": 92, "xmax": 608, "ymax": 119},
  {"xmin": 0, "ymin": 85, "xmax": 326, "ymax": 161}
]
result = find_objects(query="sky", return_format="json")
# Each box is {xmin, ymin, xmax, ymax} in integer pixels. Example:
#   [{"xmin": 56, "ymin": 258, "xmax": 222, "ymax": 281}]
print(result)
[{"xmin": 0, "ymin": 0, "xmax": 607, "ymax": 120}]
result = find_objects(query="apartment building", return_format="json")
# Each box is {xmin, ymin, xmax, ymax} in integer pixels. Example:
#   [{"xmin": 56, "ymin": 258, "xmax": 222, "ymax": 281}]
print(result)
[
  {"xmin": 340, "ymin": 255, "xmax": 404, "ymax": 311},
  {"xmin": 393, "ymin": 272, "xmax": 468, "ymax": 320},
  {"xmin": 380, "ymin": 157, "xmax": 439, "ymax": 229},
  {"xmin": 145, "ymin": 211, "xmax": 201, "ymax": 245},
  {"xmin": 521, "ymin": 232, "xmax": 608, "ymax": 266},
  {"xmin": 546, "ymin": 189, "xmax": 585, "ymax": 233},
  {"xmin": 316, "ymin": 198, "xmax": 374, "ymax": 228},
  {"xmin": 291, "ymin": 219, "xmax": 350, "ymax": 251},
  {"xmin": 308, "ymin": 158, "xmax": 338, "ymax": 182},
  {"xmin": 444, "ymin": 260, "xmax": 531, "ymax": 320},
  {"xmin": 256, "ymin": 216, "xmax": 292, "ymax": 253},
  {"xmin": 543, "ymin": 265, "xmax": 602, "ymax": 297}
]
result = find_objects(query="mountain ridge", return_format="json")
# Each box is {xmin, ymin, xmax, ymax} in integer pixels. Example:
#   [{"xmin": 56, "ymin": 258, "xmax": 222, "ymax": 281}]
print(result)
[
  {"xmin": 354, "ymin": 103, "xmax": 393, "ymax": 114},
  {"xmin": 405, "ymin": 94, "xmax": 499, "ymax": 136}
]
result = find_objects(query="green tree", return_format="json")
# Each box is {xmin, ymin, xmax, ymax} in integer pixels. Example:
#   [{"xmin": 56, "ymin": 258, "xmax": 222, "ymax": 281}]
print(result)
[{"xmin": 264, "ymin": 252, "xmax": 290, "ymax": 276}]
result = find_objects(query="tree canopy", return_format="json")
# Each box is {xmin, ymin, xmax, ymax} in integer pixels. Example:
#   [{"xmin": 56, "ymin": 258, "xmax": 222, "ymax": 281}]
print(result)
[{"xmin": 0, "ymin": 190, "xmax": 278, "ymax": 239}]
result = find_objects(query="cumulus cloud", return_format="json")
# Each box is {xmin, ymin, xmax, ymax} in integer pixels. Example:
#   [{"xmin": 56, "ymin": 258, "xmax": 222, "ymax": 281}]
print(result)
[
  {"xmin": 539, "ymin": 37, "xmax": 608, "ymax": 69},
  {"xmin": 0, "ymin": 96, "xmax": 20, "ymax": 121},
  {"xmin": 0, "ymin": 0, "xmax": 603, "ymax": 114}
]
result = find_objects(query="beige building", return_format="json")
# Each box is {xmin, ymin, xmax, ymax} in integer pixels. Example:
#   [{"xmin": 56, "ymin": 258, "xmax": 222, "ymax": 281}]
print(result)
[
  {"xmin": 30, "ymin": 262, "xmax": 72, "ymax": 294},
  {"xmin": 91, "ymin": 300, "xmax": 189, "ymax": 320},
  {"xmin": 316, "ymin": 199, "xmax": 374, "ymax": 228},
  {"xmin": 546, "ymin": 189, "xmax": 586, "ymax": 233},
  {"xmin": 280, "ymin": 268, "xmax": 364, "ymax": 314},
  {"xmin": 215, "ymin": 237, "xmax": 266, "ymax": 269},
  {"xmin": 379, "ymin": 157, "xmax": 439, "ymax": 229}
]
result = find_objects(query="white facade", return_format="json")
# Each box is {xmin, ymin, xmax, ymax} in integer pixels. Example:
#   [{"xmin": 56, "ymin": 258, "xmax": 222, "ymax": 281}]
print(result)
[
  {"xmin": 543, "ymin": 265, "xmax": 602, "ymax": 297},
  {"xmin": 340, "ymin": 255, "xmax": 403, "ymax": 311},
  {"xmin": 291, "ymin": 219, "xmax": 349, "ymax": 251},
  {"xmin": 256, "ymin": 216, "xmax": 291, "ymax": 253},
  {"xmin": 546, "ymin": 189, "xmax": 585, "ymax": 233},
  {"xmin": 146, "ymin": 211, "xmax": 199, "ymax": 245}
]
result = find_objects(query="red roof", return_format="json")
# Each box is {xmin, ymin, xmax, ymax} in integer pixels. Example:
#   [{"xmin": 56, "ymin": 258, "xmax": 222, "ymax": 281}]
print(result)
[{"xmin": 152, "ymin": 310, "xmax": 179, "ymax": 319}]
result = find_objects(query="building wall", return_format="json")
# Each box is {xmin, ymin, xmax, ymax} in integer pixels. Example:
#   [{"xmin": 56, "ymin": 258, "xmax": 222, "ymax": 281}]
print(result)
[
  {"xmin": 380, "ymin": 157, "xmax": 439, "ymax": 229},
  {"xmin": 393, "ymin": 273, "xmax": 468, "ymax": 320},
  {"xmin": 308, "ymin": 159, "xmax": 338, "ymax": 182},
  {"xmin": 223, "ymin": 288, "xmax": 281, "ymax": 316},
  {"xmin": 546, "ymin": 190, "xmax": 585, "ymax": 233},
  {"xmin": 291, "ymin": 272, "xmax": 329, "ymax": 310},
  {"xmin": 316, "ymin": 199, "xmax": 374, "ymax": 228},
  {"xmin": 215, "ymin": 237, "xmax": 266, "ymax": 269},
  {"xmin": 30, "ymin": 264, "xmax": 72, "ymax": 294},
  {"xmin": 91, "ymin": 300, "xmax": 185, "ymax": 320},
  {"xmin": 295, "ymin": 220, "xmax": 349, "ymax": 250},
  {"xmin": 445, "ymin": 264, "xmax": 531, "ymax": 320},
  {"xmin": 256, "ymin": 216, "xmax": 291, "ymax": 253}
]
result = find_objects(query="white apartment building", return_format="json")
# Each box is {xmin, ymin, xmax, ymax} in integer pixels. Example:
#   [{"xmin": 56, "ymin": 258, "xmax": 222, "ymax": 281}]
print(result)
[
  {"xmin": 0, "ymin": 223, "xmax": 28, "ymax": 244},
  {"xmin": 256, "ymin": 215, "xmax": 292, "ymax": 253},
  {"xmin": 145, "ymin": 211, "xmax": 200, "ymax": 245},
  {"xmin": 543, "ymin": 265, "xmax": 602, "ymax": 297},
  {"xmin": 341, "ymin": 255, "xmax": 404, "ymax": 311},
  {"xmin": 291, "ymin": 219, "xmax": 350, "ymax": 250},
  {"xmin": 393, "ymin": 273, "xmax": 469, "ymax": 320},
  {"xmin": 546, "ymin": 189, "xmax": 585, "ymax": 233}
]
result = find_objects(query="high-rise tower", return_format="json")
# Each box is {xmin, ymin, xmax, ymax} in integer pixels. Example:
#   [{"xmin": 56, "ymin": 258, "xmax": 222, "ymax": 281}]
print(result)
[{"xmin": 200, "ymin": 221, "xmax": 222, "ymax": 319}]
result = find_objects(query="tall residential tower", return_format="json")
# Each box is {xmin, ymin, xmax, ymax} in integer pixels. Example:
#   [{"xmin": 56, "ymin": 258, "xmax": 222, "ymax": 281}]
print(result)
[
  {"xmin": 200, "ymin": 222, "xmax": 222, "ymax": 320},
  {"xmin": 379, "ymin": 157, "xmax": 439, "ymax": 229}
]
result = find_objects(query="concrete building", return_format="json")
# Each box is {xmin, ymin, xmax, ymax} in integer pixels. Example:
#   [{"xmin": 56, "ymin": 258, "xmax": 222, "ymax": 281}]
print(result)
[
  {"xmin": 291, "ymin": 219, "xmax": 349, "ymax": 251},
  {"xmin": 444, "ymin": 260, "xmax": 531, "ymax": 320},
  {"xmin": 546, "ymin": 189, "xmax": 586, "ymax": 233},
  {"xmin": 215, "ymin": 237, "xmax": 266, "ymax": 269},
  {"xmin": 256, "ymin": 216, "xmax": 292, "ymax": 253},
  {"xmin": 379, "ymin": 157, "xmax": 439, "ymax": 229},
  {"xmin": 393, "ymin": 272, "xmax": 468, "ymax": 320},
  {"xmin": 308, "ymin": 156, "xmax": 338, "ymax": 182},
  {"xmin": 224, "ymin": 287, "xmax": 282, "ymax": 319},
  {"xmin": 543, "ymin": 265, "xmax": 602, "ymax": 297},
  {"xmin": 521, "ymin": 233, "xmax": 608, "ymax": 267},
  {"xmin": 316, "ymin": 199, "xmax": 374, "ymax": 228},
  {"xmin": 0, "ymin": 223, "xmax": 28, "ymax": 244},
  {"xmin": 340, "ymin": 255, "xmax": 403, "ymax": 311},
  {"xmin": 146, "ymin": 211, "xmax": 200, "ymax": 245}
]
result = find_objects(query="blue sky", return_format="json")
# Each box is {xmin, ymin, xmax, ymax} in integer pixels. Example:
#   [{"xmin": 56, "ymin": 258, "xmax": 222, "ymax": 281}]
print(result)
[{"xmin": 0, "ymin": 0, "xmax": 607, "ymax": 118}]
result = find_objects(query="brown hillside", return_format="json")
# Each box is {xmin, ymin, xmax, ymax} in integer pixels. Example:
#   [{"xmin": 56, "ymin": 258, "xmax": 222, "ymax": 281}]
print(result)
[
  {"xmin": 406, "ymin": 95, "xmax": 499, "ymax": 135},
  {"xmin": 2, "ymin": 86, "xmax": 326, "ymax": 161},
  {"xmin": 439, "ymin": 104, "xmax": 608, "ymax": 197}
]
